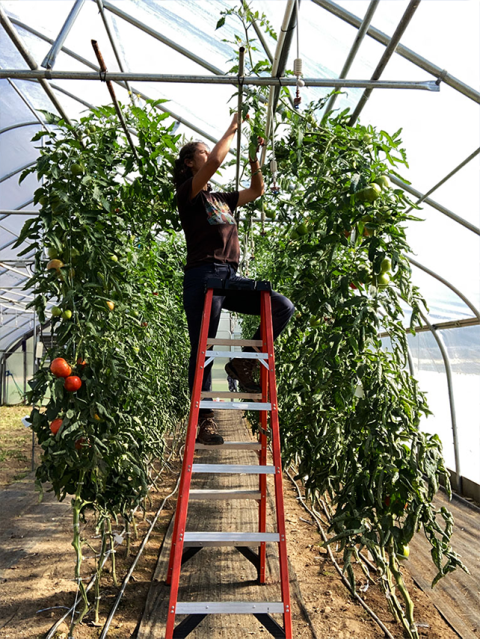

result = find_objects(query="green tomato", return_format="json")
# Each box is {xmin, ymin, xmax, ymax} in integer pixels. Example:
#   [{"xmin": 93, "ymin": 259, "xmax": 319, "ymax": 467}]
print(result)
[
  {"xmin": 357, "ymin": 184, "xmax": 382, "ymax": 203},
  {"xmin": 38, "ymin": 195, "xmax": 48, "ymax": 207},
  {"xmin": 363, "ymin": 133, "xmax": 372, "ymax": 144},
  {"xmin": 71, "ymin": 163, "xmax": 85, "ymax": 176},
  {"xmin": 110, "ymin": 254, "xmax": 119, "ymax": 262},
  {"xmin": 380, "ymin": 257, "xmax": 392, "ymax": 273},
  {"xmin": 398, "ymin": 544, "xmax": 410, "ymax": 560},
  {"xmin": 62, "ymin": 310, "xmax": 72, "ymax": 320},
  {"xmin": 296, "ymin": 222, "xmax": 309, "ymax": 236},
  {"xmin": 51, "ymin": 306, "xmax": 62, "ymax": 317},
  {"xmin": 265, "ymin": 209, "xmax": 276, "ymax": 220},
  {"xmin": 377, "ymin": 272, "xmax": 391, "ymax": 288},
  {"xmin": 47, "ymin": 247, "xmax": 59, "ymax": 259},
  {"xmin": 290, "ymin": 229, "xmax": 299, "ymax": 240},
  {"xmin": 374, "ymin": 175, "xmax": 391, "ymax": 190}
]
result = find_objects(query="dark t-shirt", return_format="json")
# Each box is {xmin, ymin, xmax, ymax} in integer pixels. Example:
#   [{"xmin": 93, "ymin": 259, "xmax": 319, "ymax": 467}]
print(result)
[{"xmin": 177, "ymin": 178, "xmax": 240, "ymax": 271}]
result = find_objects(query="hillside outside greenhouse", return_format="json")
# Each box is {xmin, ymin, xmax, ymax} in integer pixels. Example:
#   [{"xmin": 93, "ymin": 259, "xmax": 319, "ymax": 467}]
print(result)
[{"xmin": 0, "ymin": 1, "xmax": 479, "ymax": 638}]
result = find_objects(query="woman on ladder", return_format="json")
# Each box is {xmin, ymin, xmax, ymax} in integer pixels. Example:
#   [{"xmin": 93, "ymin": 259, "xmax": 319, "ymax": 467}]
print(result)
[{"xmin": 173, "ymin": 112, "xmax": 295, "ymax": 445}]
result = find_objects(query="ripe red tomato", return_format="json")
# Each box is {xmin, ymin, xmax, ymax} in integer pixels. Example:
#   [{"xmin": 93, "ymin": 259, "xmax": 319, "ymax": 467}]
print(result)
[
  {"xmin": 64, "ymin": 375, "xmax": 82, "ymax": 392},
  {"xmin": 50, "ymin": 358, "xmax": 72, "ymax": 378},
  {"xmin": 50, "ymin": 418, "xmax": 63, "ymax": 435}
]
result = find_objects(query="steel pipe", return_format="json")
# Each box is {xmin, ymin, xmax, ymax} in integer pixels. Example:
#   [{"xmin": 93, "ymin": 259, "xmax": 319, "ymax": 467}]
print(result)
[
  {"xmin": 0, "ymin": 6, "xmax": 73, "ymax": 126},
  {"xmin": 41, "ymin": 0, "xmax": 86, "ymax": 69},
  {"xmin": 323, "ymin": 0, "xmax": 379, "ymax": 119},
  {"xmin": 91, "ymin": 39, "xmax": 139, "ymax": 160},
  {"xmin": 6, "ymin": 78, "xmax": 50, "ymax": 131},
  {"xmin": 349, "ymin": 0, "xmax": 421, "ymax": 125},
  {"xmin": 0, "ymin": 161, "xmax": 36, "ymax": 184},
  {"xmin": 6, "ymin": 16, "xmax": 237, "ymax": 149},
  {"xmin": 418, "ymin": 310, "xmax": 463, "ymax": 494},
  {"xmin": 0, "ymin": 121, "xmax": 42, "ymax": 136},
  {"xmin": 101, "ymin": 0, "xmax": 224, "ymax": 76},
  {"xmin": 391, "ymin": 175, "xmax": 480, "ymax": 236},
  {"xmin": 405, "ymin": 146, "xmax": 480, "ymax": 215},
  {"xmin": 0, "ymin": 69, "xmax": 440, "ymax": 91},
  {"xmin": 95, "ymin": 0, "xmax": 136, "ymax": 102},
  {"xmin": 408, "ymin": 257, "xmax": 480, "ymax": 321},
  {"xmin": 379, "ymin": 316, "xmax": 479, "ymax": 337},
  {"xmin": 235, "ymin": 47, "xmax": 246, "ymax": 197},
  {"xmin": 311, "ymin": 0, "xmax": 480, "ymax": 105}
]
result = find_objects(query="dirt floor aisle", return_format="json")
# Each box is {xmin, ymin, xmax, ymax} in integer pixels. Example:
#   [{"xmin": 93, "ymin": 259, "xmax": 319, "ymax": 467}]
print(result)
[{"xmin": 138, "ymin": 409, "xmax": 314, "ymax": 638}]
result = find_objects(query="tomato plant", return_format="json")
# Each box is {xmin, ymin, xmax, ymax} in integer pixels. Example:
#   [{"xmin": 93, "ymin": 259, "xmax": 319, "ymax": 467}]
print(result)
[{"xmin": 17, "ymin": 100, "xmax": 190, "ymax": 630}]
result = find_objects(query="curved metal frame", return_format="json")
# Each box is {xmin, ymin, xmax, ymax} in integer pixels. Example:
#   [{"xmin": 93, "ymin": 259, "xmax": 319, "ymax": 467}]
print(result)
[
  {"xmin": 409, "ymin": 257, "xmax": 480, "ymax": 321},
  {"xmin": 0, "ymin": 120, "xmax": 42, "ymax": 135},
  {"xmin": 418, "ymin": 310, "xmax": 463, "ymax": 494}
]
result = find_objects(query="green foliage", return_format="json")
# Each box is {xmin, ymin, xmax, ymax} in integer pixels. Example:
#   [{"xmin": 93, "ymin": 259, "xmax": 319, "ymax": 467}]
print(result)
[{"xmin": 19, "ymin": 100, "xmax": 189, "ymax": 518}]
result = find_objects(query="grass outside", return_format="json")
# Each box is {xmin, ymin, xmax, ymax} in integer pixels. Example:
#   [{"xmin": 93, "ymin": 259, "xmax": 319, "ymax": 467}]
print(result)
[{"xmin": 0, "ymin": 404, "xmax": 36, "ymax": 487}]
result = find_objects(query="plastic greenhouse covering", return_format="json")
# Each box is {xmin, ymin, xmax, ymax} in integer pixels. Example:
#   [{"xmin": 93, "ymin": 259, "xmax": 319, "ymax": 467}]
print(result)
[{"xmin": 0, "ymin": 0, "xmax": 479, "ymax": 498}]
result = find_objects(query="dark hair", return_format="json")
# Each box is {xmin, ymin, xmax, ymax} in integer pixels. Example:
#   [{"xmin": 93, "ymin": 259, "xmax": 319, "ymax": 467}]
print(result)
[{"xmin": 173, "ymin": 141, "xmax": 207, "ymax": 189}]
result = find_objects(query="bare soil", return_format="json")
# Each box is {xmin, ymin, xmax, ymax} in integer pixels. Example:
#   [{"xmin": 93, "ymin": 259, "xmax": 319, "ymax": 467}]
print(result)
[
  {"xmin": 0, "ymin": 406, "xmax": 457, "ymax": 639},
  {"xmin": 0, "ymin": 405, "xmax": 39, "ymax": 487}
]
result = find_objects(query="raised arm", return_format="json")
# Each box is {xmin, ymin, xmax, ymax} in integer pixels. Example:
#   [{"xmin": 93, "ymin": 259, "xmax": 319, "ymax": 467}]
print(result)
[
  {"xmin": 190, "ymin": 114, "xmax": 239, "ymax": 199},
  {"xmin": 237, "ymin": 138, "xmax": 265, "ymax": 207}
]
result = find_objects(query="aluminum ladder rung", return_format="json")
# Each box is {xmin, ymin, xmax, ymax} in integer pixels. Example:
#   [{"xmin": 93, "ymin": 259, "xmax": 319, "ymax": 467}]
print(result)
[
  {"xmin": 192, "ymin": 463, "xmax": 276, "ymax": 474},
  {"xmin": 175, "ymin": 601, "xmax": 284, "ymax": 614},
  {"xmin": 203, "ymin": 350, "xmax": 268, "ymax": 359},
  {"xmin": 189, "ymin": 489, "xmax": 262, "ymax": 500},
  {"xmin": 183, "ymin": 532, "xmax": 280, "ymax": 547},
  {"xmin": 200, "ymin": 401, "xmax": 271, "ymax": 411},
  {"xmin": 194, "ymin": 441, "xmax": 261, "ymax": 450},
  {"xmin": 206, "ymin": 338, "xmax": 263, "ymax": 347},
  {"xmin": 200, "ymin": 391, "xmax": 262, "ymax": 399}
]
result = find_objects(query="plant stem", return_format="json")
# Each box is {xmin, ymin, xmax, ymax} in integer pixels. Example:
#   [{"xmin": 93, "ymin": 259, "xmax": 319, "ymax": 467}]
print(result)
[
  {"xmin": 107, "ymin": 518, "xmax": 118, "ymax": 587},
  {"xmin": 94, "ymin": 519, "xmax": 107, "ymax": 624},
  {"xmin": 389, "ymin": 553, "xmax": 420, "ymax": 639},
  {"xmin": 70, "ymin": 473, "xmax": 89, "ymax": 632},
  {"xmin": 125, "ymin": 518, "xmax": 131, "ymax": 557}
]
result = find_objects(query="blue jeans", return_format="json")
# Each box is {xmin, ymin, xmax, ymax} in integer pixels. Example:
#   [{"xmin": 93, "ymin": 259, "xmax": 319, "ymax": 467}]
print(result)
[{"xmin": 183, "ymin": 263, "xmax": 295, "ymax": 405}]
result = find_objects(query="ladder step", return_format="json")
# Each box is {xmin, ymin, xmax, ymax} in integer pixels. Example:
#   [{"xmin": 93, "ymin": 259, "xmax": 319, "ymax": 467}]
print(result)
[
  {"xmin": 183, "ymin": 532, "xmax": 280, "ymax": 546},
  {"xmin": 195, "ymin": 441, "xmax": 261, "ymax": 451},
  {"xmin": 189, "ymin": 489, "xmax": 262, "ymax": 500},
  {"xmin": 200, "ymin": 401, "xmax": 271, "ymax": 411},
  {"xmin": 192, "ymin": 464, "xmax": 276, "ymax": 475},
  {"xmin": 204, "ymin": 350, "xmax": 268, "ymax": 360},
  {"xmin": 200, "ymin": 391, "xmax": 262, "ymax": 399},
  {"xmin": 206, "ymin": 338, "xmax": 263, "ymax": 347},
  {"xmin": 175, "ymin": 601, "xmax": 284, "ymax": 614}
]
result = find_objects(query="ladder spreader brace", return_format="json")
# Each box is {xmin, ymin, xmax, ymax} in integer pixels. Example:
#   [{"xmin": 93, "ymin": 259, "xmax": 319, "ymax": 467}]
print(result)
[{"xmin": 165, "ymin": 277, "xmax": 292, "ymax": 639}]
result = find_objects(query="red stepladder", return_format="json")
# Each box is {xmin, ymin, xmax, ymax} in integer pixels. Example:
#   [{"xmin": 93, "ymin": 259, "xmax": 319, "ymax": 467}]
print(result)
[{"xmin": 165, "ymin": 277, "xmax": 292, "ymax": 639}]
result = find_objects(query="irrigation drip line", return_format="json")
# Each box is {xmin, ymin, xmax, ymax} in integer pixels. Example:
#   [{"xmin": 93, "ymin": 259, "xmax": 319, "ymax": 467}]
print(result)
[
  {"xmin": 285, "ymin": 467, "xmax": 396, "ymax": 639},
  {"xmin": 44, "ymin": 450, "xmax": 179, "ymax": 639},
  {"xmin": 98, "ymin": 473, "xmax": 181, "ymax": 638}
]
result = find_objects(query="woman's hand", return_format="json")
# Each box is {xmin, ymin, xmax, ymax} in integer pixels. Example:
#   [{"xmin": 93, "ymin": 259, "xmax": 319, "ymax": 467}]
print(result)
[{"xmin": 229, "ymin": 112, "xmax": 240, "ymax": 132}]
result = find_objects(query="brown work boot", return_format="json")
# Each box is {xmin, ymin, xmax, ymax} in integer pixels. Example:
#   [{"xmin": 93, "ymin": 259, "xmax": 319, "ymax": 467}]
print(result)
[
  {"xmin": 196, "ymin": 413, "xmax": 224, "ymax": 445},
  {"xmin": 225, "ymin": 357, "xmax": 260, "ymax": 393}
]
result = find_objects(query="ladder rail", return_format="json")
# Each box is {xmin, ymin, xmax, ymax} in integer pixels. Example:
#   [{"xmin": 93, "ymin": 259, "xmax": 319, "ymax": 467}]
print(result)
[
  {"xmin": 165, "ymin": 288, "xmax": 214, "ymax": 636},
  {"xmin": 261, "ymin": 291, "xmax": 292, "ymax": 635}
]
